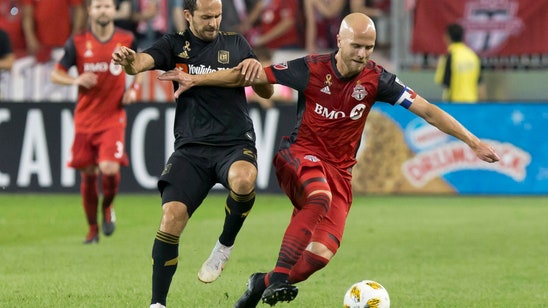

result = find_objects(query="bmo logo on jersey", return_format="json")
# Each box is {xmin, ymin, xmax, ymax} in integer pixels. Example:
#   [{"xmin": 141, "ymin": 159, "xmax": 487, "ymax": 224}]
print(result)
[
  {"xmin": 314, "ymin": 103, "xmax": 367, "ymax": 120},
  {"xmin": 83, "ymin": 62, "xmax": 123, "ymax": 76}
]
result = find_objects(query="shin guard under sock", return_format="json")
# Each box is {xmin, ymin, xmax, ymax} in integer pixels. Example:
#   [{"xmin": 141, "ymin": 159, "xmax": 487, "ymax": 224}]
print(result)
[
  {"xmin": 81, "ymin": 173, "xmax": 98, "ymax": 226},
  {"xmin": 101, "ymin": 172, "xmax": 120, "ymax": 214},
  {"xmin": 219, "ymin": 190, "xmax": 255, "ymax": 246},
  {"xmin": 151, "ymin": 230, "xmax": 179, "ymax": 306},
  {"xmin": 289, "ymin": 250, "xmax": 329, "ymax": 283},
  {"xmin": 272, "ymin": 193, "xmax": 330, "ymax": 282}
]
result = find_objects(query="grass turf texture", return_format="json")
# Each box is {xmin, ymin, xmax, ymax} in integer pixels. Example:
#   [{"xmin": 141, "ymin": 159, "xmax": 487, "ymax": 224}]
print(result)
[{"xmin": 0, "ymin": 194, "xmax": 547, "ymax": 307}]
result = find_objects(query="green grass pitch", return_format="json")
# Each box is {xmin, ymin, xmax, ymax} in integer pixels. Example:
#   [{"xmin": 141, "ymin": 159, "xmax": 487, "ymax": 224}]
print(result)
[{"xmin": 1, "ymin": 194, "xmax": 547, "ymax": 307}]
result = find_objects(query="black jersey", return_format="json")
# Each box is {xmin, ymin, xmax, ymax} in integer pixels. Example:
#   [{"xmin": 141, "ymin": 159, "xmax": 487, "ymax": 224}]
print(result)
[{"xmin": 144, "ymin": 30, "xmax": 257, "ymax": 148}]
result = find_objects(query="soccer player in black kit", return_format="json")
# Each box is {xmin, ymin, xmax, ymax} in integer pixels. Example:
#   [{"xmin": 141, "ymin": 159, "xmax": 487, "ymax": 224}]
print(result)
[
  {"xmin": 112, "ymin": 0, "xmax": 273, "ymax": 307},
  {"xmin": 159, "ymin": 13, "xmax": 501, "ymax": 307}
]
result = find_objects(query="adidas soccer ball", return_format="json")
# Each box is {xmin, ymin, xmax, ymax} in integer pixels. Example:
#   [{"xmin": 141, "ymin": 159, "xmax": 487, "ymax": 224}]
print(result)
[{"xmin": 343, "ymin": 280, "xmax": 390, "ymax": 308}]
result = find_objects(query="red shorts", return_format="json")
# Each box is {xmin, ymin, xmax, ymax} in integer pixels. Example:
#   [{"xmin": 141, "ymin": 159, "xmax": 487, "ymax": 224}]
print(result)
[
  {"xmin": 68, "ymin": 126, "xmax": 129, "ymax": 169},
  {"xmin": 274, "ymin": 146, "xmax": 353, "ymax": 252}
]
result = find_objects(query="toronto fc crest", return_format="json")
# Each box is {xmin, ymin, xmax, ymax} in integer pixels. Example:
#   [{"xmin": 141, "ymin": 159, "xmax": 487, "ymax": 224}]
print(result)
[{"xmin": 352, "ymin": 83, "xmax": 367, "ymax": 101}]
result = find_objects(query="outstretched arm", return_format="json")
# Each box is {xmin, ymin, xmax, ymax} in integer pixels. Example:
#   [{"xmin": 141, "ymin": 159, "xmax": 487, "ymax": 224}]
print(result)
[
  {"xmin": 408, "ymin": 95, "xmax": 500, "ymax": 163},
  {"xmin": 157, "ymin": 59, "xmax": 271, "ymax": 98},
  {"xmin": 112, "ymin": 46, "xmax": 155, "ymax": 75},
  {"xmin": 51, "ymin": 66, "xmax": 98, "ymax": 89}
]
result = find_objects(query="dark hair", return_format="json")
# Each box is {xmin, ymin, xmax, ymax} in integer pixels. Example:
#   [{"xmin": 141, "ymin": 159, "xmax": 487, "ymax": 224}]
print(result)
[
  {"xmin": 86, "ymin": 0, "xmax": 115, "ymax": 7},
  {"xmin": 447, "ymin": 23, "xmax": 464, "ymax": 42},
  {"xmin": 184, "ymin": 0, "xmax": 197, "ymax": 15}
]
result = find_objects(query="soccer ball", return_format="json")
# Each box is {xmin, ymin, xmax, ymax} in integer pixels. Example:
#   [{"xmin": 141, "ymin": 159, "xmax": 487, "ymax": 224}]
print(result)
[{"xmin": 343, "ymin": 280, "xmax": 390, "ymax": 308}]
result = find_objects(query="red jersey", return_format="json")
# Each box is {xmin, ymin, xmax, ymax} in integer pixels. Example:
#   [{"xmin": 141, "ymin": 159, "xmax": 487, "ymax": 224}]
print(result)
[
  {"xmin": 0, "ymin": 0, "xmax": 25, "ymax": 54},
  {"xmin": 21, "ymin": 0, "xmax": 82, "ymax": 47},
  {"xmin": 259, "ymin": 0, "xmax": 301, "ymax": 49},
  {"xmin": 265, "ymin": 53, "xmax": 417, "ymax": 171},
  {"xmin": 56, "ymin": 28, "xmax": 136, "ymax": 133}
]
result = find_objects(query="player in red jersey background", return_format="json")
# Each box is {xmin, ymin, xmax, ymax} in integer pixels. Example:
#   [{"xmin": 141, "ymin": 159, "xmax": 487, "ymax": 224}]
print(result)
[
  {"xmin": 22, "ymin": 0, "xmax": 86, "ymax": 62},
  {"xmin": 51, "ymin": 0, "xmax": 142, "ymax": 244},
  {"xmin": 158, "ymin": 13, "xmax": 501, "ymax": 307}
]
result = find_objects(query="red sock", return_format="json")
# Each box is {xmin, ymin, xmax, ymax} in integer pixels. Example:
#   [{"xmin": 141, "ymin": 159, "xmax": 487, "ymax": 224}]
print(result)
[
  {"xmin": 101, "ymin": 172, "xmax": 120, "ymax": 215},
  {"xmin": 289, "ymin": 250, "xmax": 329, "ymax": 283},
  {"xmin": 272, "ymin": 193, "xmax": 330, "ymax": 278},
  {"xmin": 81, "ymin": 173, "xmax": 98, "ymax": 226}
]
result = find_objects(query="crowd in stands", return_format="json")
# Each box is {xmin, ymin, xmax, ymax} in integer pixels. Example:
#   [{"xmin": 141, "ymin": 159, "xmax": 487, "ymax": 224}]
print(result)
[
  {"xmin": 0, "ymin": 0, "xmax": 389, "ymax": 60},
  {"xmin": 0, "ymin": 0, "xmax": 389, "ymax": 104}
]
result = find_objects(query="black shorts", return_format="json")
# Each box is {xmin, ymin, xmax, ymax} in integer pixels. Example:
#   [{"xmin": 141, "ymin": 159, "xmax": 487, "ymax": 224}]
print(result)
[{"xmin": 158, "ymin": 143, "xmax": 257, "ymax": 217}]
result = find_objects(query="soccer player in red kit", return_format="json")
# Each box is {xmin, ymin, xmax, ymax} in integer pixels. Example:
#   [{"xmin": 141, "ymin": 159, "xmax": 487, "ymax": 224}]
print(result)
[
  {"xmin": 51, "ymin": 0, "xmax": 142, "ymax": 244},
  {"xmin": 158, "ymin": 13, "xmax": 501, "ymax": 307}
]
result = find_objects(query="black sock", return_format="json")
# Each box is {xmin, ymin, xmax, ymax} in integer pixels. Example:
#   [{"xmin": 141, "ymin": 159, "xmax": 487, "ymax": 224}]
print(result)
[
  {"xmin": 218, "ymin": 190, "xmax": 255, "ymax": 246},
  {"xmin": 269, "ymin": 272, "xmax": 290, "ymax": 285},
  {"xmin": 151, "ymin": 230, "xmax": 179, "ymax": 306}
]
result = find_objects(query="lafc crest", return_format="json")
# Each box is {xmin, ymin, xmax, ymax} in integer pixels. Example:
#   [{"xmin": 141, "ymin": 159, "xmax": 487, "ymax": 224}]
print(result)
[{"xmin": 218, "ymin": 50, "xmax": 229, "ymax": 64}]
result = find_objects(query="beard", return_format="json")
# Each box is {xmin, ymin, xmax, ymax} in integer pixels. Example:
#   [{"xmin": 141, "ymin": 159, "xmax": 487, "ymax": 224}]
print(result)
[{"xmin": 96, "ymin": 16, "xmax": 112, "ymax": 27}]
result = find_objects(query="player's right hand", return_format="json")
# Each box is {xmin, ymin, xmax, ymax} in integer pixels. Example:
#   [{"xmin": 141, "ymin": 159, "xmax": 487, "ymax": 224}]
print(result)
[
  {"xmin": 75, "ymin": 72, "xmax": 98, "ymax": 89},
  {"xmin": 112, "ymin": 46, "xmax": 136, "ymax": 66}
]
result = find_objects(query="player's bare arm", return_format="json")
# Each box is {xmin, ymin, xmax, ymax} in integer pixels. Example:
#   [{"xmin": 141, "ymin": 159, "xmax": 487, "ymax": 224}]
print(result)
[
  {"xmin": 408, "ymin": 95, "xmax": 500, "ymax": 163},
  {"xmin": 158, "ymin": 59, "xmax": 271, "ymax": 99},
  {"xmin": 112, "ymin": 46, "xmax": 155, "ymax": 75},
  {"xmin": 51, "ymin": 68, "xmax": 98, "ymax": 89}
]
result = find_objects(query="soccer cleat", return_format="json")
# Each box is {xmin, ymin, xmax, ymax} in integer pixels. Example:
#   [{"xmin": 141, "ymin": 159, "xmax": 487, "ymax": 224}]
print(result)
[
  {"xmin": 261, "ymin": 280, "xmax": 298, "ymax": 306},
  {"xmin": 234, "ymin": 272, "xmax": 266, "ymax": 308},
  {"xmin": 102, "ymin": 207, "xmax": 116, "ymax": 236},
  {"xmin": 198, "ymin": 240, "xmax": 232, "ymax": 283},
  {"xmin": 83, "ymin": 230, "xmax": 99, "ymax": 244},
  {"xmin": 149, "ymin": 303, "xmax": 166, "ymax": 308}
]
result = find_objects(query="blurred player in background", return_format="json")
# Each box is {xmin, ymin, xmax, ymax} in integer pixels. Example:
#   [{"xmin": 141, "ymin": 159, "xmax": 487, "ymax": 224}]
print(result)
[
  {"xmin": 51, "ymin": 0, "xmax": 142, "ymax": 244},
  {"xmin": 0, "ymin": 28, "xmax": 15, "ymax": 70},
  {"xmin": 111, "ymin": 0, "xmax": 273, "ymax": 306},
  {"xmin": 159, "ymin": 13, "xmax": 501, "ymax": 307}
]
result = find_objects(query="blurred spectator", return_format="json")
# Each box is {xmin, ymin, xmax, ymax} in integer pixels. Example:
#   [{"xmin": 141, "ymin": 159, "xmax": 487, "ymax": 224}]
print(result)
[
  {"xmin": 348, "ymin": 0, "xmax": 383, "ymax": 18},
  {"xmin": 21, "ymin": 0, "xmax": 85, "ymax": 62},
  {"xmin": 169, "ymin": 0, "xmax": 186, "ymax": 33},
  {"xmin": 0, "ymin": 28, "xmax": 15, "ymax": 100},
  {"xmin": 304, "ymin": 0, "xmax": 345, "ymax": 53},
  {"xmin": 434, "ymin": 23, "xmax": 485, "ymax": 103},
  {"xmin": 245, "ymin": 47, "xmax": 295, "ymax": 109},
  {"xmin": 114, "ymin": 0, "xmax": 137, "ymax": 32},
  {"xmin": 220, "ymin": 0, "xmax": 262, "ymax": 34},
  {"xmin": 133, "ymin": 0, "xmax": 168, "ymax": 50},
  {"xmin": 0, "ymin": 28, "xmax": 15, "ymax": 70},
  {"xmin": 247, "ymin": 0, "xmax": 303, "ymax": 49},
  {"xmin": 0, "ymin": 0, "xmax": 26, "ymax": 57},
  {"xmin": 348, "ymin": 0, "xmax": 388, "ymax": 48}
]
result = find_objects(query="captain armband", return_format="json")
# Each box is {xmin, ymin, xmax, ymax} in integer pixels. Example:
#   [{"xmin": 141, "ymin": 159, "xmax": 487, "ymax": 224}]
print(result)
[{"xmin": 395, "ymin": 86, "xmax": 417, "ymax": 109}]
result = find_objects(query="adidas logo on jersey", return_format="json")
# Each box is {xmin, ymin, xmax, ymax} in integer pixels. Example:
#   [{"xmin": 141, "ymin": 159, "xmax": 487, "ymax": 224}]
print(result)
[{"xmin": 320, "ymin": 85, "xmax": 331, "ymax": 94}]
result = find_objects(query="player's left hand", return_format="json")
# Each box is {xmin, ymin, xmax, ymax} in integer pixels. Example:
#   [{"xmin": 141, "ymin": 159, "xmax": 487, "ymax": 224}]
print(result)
[
  {"xmin": 158, "ymin": 69, "xmax": 193, "ymax": 99},
  {"xmin": 235, "ymin": 58, "xmax": 263, "ymax": 81},
  {"xmin": 473, "ymin": 141, "xmax": 500, "ymax": 163}
]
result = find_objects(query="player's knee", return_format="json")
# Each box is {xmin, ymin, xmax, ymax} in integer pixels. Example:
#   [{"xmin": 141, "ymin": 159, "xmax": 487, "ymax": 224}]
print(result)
[
  {"xmin": 99, "ymin": 161, "xmax": 120, "ymax": 175},
  {"xmin": 229, "ymin": 171, "xmax": 257, "ymax": 195},
  {"xmin": 228, "ymin": 161, "xmax": 257, "ymax": 194},
  {"xmin": 161, "ymin": 201, "xmax": 189, "ymax": 234}
]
